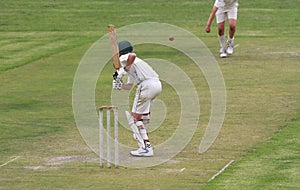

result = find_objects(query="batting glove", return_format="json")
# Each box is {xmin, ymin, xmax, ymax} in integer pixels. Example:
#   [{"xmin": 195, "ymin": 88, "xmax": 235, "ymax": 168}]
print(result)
[
  {"xmin": 112, "ymin": 67, "xmax": 127, "ymax": 80},
  {"xmin": 112, "ymin": 79, "xmax": 123, "ymax": 90}
]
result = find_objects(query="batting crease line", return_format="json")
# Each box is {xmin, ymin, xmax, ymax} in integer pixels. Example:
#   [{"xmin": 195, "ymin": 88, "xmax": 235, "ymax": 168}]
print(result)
[
  {"xmin": 234, "ymin": 44, "xmax": 239, "ymax": 48},
  {"xmin": 0, "ymin": 156, "xmax": 20, "ymax": 168},
  {"xmin": 208, "ymin": 160, "xmax": 234, "ymax": 182}
]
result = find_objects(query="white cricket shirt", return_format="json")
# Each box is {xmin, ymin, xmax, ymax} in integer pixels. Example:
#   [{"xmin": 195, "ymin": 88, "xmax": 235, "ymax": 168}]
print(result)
[
  {"xmin": 214, "ymin": 0, "xmax": 238, "ymax": 9},
  {"xmin": 119, "ymin": 53, "xmax": 159, "ymax": 85}
]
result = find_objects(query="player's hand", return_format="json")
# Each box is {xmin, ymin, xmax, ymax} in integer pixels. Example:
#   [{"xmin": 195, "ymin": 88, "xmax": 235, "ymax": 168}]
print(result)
[
  {"xmin": 112, "ymin": 67, "xmax": 127, "ymax": 80},
  {"xmin": 113, "ymin": 71, "xmax": 118, "ymax": 80},
  {"xmin": 112, "ymin": 79, "xmax": 123, "ymax": 90},
  {"xmin": 117, "ymin": 67, "xmax": 126, "ymax": 78},
  {"xmin": 205, "ymin": 25, "xmax": 211, "ymax": 33}
]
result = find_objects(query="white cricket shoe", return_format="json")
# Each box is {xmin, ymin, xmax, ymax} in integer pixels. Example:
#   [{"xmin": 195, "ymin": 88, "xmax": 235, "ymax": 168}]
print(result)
[
  {"xmin": 219, "ymin": 48, "xmax": 227, "ymax": 58},
  {"xmin": 130, "ymin": 147, "xmax": 154, "ymax": 157},
  {"xmin": 227, "ymin": 46, "xmax": 233, "ymax": 55},
  {"xmin": 227, "ymin": 39, "xmax": 234, "ymax": 55}
]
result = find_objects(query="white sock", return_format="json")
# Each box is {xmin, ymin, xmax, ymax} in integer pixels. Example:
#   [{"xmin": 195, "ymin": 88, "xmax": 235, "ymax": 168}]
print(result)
[
  {"xmin": 228, "ymin": 36, "xmax": 234, "ymax": 44},
  {"xmin": 219, "ymin": 35, "xmax": 226, "ymax": 51}
]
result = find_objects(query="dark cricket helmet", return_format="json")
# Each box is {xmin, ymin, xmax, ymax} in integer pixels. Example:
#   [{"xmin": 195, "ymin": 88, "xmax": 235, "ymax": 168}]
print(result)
[{"xmin": 118, "ymin": 40, "xmax": 133, "ymax": 54}]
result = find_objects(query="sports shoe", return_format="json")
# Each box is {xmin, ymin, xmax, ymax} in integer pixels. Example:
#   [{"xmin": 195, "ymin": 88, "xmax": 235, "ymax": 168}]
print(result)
[
  {"xmin": 227, "ymin": 46, "xmax": 233, "ymax": 55},
  {"xmin": 219, "ymin": 48, "xmax": 227, "ymax": 58},
  {"xmin": 227, "ymin": 39, "xmax": 234, "ymax": 55},
  {"xmin": 130, "ymin": 147, "xmax": 154, "ymax": 157}
]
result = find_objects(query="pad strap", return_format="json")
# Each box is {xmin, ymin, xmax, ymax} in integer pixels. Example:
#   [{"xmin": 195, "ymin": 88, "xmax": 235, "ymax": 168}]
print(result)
[{"xmin": 141, "ymin": 114, "xmax": 150, "ymax": 120}]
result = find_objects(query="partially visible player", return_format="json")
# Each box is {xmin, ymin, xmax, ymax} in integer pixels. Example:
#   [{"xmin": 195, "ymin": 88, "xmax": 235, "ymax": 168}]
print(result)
[
  {"xmin": 112, "ymin": 40, "xmax": 162, "ymax": 157},
  {"xmin": 205, "ymin": 0, "xmax": 239, "ymax": 58}
]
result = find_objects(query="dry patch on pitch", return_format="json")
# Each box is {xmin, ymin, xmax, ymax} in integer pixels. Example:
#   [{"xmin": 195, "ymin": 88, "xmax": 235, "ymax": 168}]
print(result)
[
  {"xmin": 164, "ymin": 168, "xmax": 186, "ymax": 173},
  {"xmin": 23, "ymin": 155, "xmax": 98, "ymax": 171},
  {"xmin": 23, "ymin": 165, "xmax": 47, "ymax": 171},
  {"xmin": 46, "ymin": 155, "xmax": 100, "ymax": 167},
  {"xmin": 22, "ymin": 156, "xmax": 184, "ymax": 171},
  {"xmin": 46, "ymin": 155, "xmax": 94, "ymax": 165}
]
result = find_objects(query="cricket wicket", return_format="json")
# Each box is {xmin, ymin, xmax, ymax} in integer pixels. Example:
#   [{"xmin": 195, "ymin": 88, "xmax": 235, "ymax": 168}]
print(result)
[{"xmin": 99, "ymin": 106, "xmax": 118, "ymax": 168}]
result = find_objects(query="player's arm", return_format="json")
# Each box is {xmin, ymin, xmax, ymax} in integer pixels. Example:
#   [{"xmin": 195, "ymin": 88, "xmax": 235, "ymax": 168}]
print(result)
[
  {"xmin": 123, "ymin": 53, "xmax": 136, "ymax": 71},
  {"xmin": 114, "ymin": 53, "xmax": 136, "ymax": 79},
  {"xmin": 112, "ymin": 53, "xmax": 136, "ymax": 90},
  {"xmin": 122, "ymin": 83, "xmax": 133, "ymax": 90},
  {"xmin": 205, "ymin": 6, "xmax": 218, "ymax": 33},
  {"xmin": 121, "ymin": 73, "xmax": 134, "ymax": 90}
]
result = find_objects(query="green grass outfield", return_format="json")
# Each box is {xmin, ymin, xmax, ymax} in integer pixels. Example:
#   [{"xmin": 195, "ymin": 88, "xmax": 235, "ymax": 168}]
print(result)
[
  {"xmin": 1, "ymin": 0, "xmax": 299, "ymax": 189},
  {"xmin": 203, "ymin": 117, "xmax": 300, "ymax": 189}
]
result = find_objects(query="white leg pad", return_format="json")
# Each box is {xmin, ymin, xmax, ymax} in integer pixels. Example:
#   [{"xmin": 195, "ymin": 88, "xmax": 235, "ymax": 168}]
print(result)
[{"xmin": 125, "ymin": 111, "xmax": 145, "ymax": 149}]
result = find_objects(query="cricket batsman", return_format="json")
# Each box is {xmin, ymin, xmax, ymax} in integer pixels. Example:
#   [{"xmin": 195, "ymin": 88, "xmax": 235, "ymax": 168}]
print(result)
[{"xmin": 112, "ymin": 40, "xmax": 162, "ymax": 157}]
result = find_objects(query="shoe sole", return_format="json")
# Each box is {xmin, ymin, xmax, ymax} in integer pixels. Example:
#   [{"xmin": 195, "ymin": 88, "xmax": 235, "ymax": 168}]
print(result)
[
  {"xmin": 130, "ymin": 152, "xmax": 154, "ymax": 157},
  {"xmin": 130, "ymin": 153, "xmax": 154, "ymax": 157},
  {"xmin": 227, "ymin": 51, "xmax": 233, "ymax": 55}
]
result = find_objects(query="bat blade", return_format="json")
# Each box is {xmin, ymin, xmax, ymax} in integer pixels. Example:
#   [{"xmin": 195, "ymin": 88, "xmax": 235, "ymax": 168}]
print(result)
[{"xmin": 108, "ymin": 24, "xmax": 121, "ymax": 70}]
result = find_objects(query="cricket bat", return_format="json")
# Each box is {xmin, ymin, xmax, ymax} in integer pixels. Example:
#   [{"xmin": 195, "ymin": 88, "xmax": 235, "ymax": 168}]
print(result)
[{"xmin": 107, "ymin": 24, "xmax": 121, "ymax": 70}]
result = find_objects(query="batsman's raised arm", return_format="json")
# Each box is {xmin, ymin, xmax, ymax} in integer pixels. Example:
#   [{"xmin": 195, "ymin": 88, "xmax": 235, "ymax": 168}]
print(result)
[
  {"xmin": 124, "ymin": 53, "xmax": 136, "ymax": 70},
  {"xmin": 112, "ymin": 41, "xmax": 136, "ymax": 90}
]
